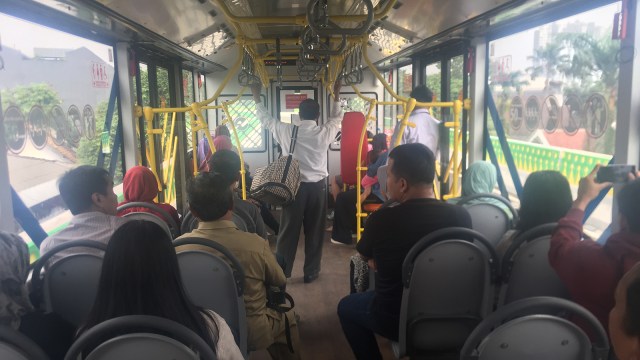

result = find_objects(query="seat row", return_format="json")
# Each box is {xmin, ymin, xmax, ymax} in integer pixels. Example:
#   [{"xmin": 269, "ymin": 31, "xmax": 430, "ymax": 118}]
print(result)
[
  {"xmin": 28, "ymin": 237, "xmax": 248, "ymax": 359},
  {"xmin": 117, "ymin": 203, "xmax": 248, "ymax": 239},
  {"xmin": 392, "ymin": 226, "xmax": 608, "ymax": 359}
]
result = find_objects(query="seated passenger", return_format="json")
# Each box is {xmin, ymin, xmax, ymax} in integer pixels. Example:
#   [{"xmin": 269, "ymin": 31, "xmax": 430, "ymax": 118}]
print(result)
[
  {"xmin": 79, "ymin": 220, "xmax": 242, "ymax": 359},
  {"xmin": 207, "ymin": 150, "xmax": 267, "ymax": 239},
  {"xmin": 0, "ymin": 231, "xmax": 33, "ymax": 329},
  {"xmin": 610, "ymin": 263, "xmax": 640, "ymax": 360},
  {"xmin": 550, "ymin": 166, "xmax": 640, "ymax": 332},
  {"xmin": 390, "ymin": 85, "xmax": 440, "ymax": 154},
  {"xmin": 337, "ymin": 143, "xmax": 472, "ymax": 360},
  {"xmin": 448, "ymin": 161, "xmax": 513, "ymax": 219},
  {"xmin": 0, "ymin": 231, "xmax": 77, "ymax": 359},
  {"xmin": 40, "ymin": 166, "xmax": 126, "ymax": 264},
  {"xmin": 495, "ymin": 170, "xmax": 572, "ymax": 256},
  {"xmin": 330, "ymin": 133, "xmax": 388, "ymax": 246},
  {"xmin": 177, "ymin": 174, "xmax": 301, "ymax": 359},
  {"xmin": 359, "ymin": 133, "xmax": 389, "ymax": 204},
  {"xmin": 117, "ymin": 165, "xmax": 180, "ymax": 227}
]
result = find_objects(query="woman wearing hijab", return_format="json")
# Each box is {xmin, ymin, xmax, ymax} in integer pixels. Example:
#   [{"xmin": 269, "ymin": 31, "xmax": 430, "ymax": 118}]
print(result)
[
  {"xmin": 448, "ymin": 161, "xmax": 513, "ymax": 218},
  {"xmin": 117, "ymin": 166, "xmax": 181, "ymax": 227}
]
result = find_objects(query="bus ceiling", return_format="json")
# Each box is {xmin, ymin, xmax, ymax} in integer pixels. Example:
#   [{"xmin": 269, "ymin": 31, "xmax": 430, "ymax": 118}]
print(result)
[{"xmin": 0, "ymin": 0, "xmax": 616, "ymax": 73}]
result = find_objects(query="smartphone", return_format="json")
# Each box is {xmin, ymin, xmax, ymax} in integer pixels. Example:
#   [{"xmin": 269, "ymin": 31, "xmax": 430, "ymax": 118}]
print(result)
[{"xmin": 596, "ymin": 164, "xmax": 636, "ymax": 183}]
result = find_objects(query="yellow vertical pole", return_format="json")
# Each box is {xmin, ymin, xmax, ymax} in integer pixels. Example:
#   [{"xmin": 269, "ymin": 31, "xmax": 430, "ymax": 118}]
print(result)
[
  {"xmin": 222, "ymin": 103, "xmax": 247, "ymax": 200},
  {"xmin": 190, "ymin": 111, "xmax": 199, "ymax": 175},
  {"xmin": 356, "ymin": 98, "xmax": 377, "ymax": 242},
  {"xmin": 163, "ymin": 112, "xmax": 176, "ymax": 185},
  {"xmin": 161, "ymin": 112, "xmax": 169, "ymax": 149},
  {"xmin": 143, "ymin": 106, "xmax": 161, "ymax": 189},
  {"xmin": 394, "ymin": 98, "xmax": 416, "ymax": 147}
]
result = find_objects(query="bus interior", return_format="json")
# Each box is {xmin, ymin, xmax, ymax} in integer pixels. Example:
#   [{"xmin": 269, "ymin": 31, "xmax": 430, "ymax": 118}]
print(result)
[{"xmin": 0, "ymin": 0, "xmax": 638, "ymax": 358}]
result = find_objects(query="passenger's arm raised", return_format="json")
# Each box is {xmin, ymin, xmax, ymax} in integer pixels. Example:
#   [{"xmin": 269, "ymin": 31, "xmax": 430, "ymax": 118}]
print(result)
[
  {"xmin": 325, "ymin": 81, "xmax": 343, "ymax": 137},
  {"xmin": 573, "ymin": 165, "xmax": 612, "ymax": 211},
  {"xmin": 251, "ymin": 83, "xmax": 278, "ymax": 133}
]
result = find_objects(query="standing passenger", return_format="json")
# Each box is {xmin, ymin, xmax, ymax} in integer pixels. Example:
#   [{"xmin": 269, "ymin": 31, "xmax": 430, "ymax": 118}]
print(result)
[
  {"xmin": 390, "ymin": 85, "xmax": 440, "ymax": 154},
  {"xmin": 337, "ymin": 143, "xmax": 472, "ymax": 360},
  {"xmin": 251, "ymin": 82, "xmax": 342, "ymax": 282}
]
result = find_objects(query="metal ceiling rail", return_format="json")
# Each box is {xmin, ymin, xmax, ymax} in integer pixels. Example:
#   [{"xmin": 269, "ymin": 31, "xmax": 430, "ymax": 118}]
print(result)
[
  {"xmin": 307, "ymin": 0, "xmax": 374, "ymax": 36},
  {"xmin": 212, "ymin": 0, "xmax": 397, "ymax": 25}
]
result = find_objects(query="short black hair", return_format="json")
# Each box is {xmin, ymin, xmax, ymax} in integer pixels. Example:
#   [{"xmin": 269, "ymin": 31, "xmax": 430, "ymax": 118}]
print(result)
[
  {"xmin": 187, "ymin": 173, "xmax": 233, "ymax": 221},
  {"xmin": 388, "ymin": 143, "xmax": 435, "ymax": 186},
  {"xmin": 411, "ymin": 85, "xmax": 433, "ymax": 103},
  {"xmin": 299, "ymin": 99, "xmax": 320, "ymax": 120},
  {"xmin": 624, "ymin": 273, "xmax": 640, "ymax": 335},
  {"xmin": 58, "ymin": 165, "xmax": 110, "ymax": 215},
  {"xmin": 618, "ymin": 179, "xmax": 640, "ymax": 233},
  {"xmin": 207, "ymin": 150, "xmax": 240, "ymax": 187}
]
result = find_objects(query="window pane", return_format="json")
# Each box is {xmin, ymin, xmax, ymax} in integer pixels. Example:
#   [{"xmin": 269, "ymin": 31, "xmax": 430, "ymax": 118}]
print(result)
[
  {"xmin": 487, "ymin": 2, "xmax": 620, "ymax": 238},
  {"xmin": 397, "ymin": 64, "xmax": 412, "ymax": 115},
  {"xmin": 382, "ymin": 70, "xmax": 394, "ymax": 139},
  {"xmin": 0, "ymin": 13, "xmax": 118, "ymax": 253},
  {"xmin": 425, "ymin": 63, "xmax": 441, "ymax": 119},
  {"xmin": 218, "ymin": 95, "xmax": 265, "ymax": 151},
  {"xmin": 182, "ymin": 69, "xmax": 194, "ymax": 149}
]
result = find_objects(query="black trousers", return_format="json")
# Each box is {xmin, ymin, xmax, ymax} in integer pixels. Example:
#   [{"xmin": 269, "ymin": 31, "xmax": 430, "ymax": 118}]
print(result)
[
  {"xmin": 331, "ymin": 189, "xmax": 358, "ymax": 244},
  {"xmin": 276, "ymin": 179, "xmax": 327, "ymax": 277}
]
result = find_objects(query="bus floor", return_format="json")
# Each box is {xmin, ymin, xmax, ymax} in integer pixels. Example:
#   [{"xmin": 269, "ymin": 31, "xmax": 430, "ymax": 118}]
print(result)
[{"xmin": 249, "ymin": 214, "xmax": 397, "ymax": 360}]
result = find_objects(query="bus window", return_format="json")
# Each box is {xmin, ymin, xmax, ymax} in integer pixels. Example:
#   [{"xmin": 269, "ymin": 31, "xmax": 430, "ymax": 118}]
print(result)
[
  {"xmin": 397, "ymin": 64, "xmax": 412, "ymax": 115},
  {"xmin": 0, "ymin": 13, "xmax": 120, "ymax": 250},
  {"xmin": 217, "ymin": 95, "xmax": 266, "ymax": 152},
  {"xmin": 382, "ymin": 70, "xmax": 394, "ymax": 139},
  {"xmin": 182, "ymin": 70, "xmax": 195, "ymax": 149},
  {"xmin": 487, "ymin": 2, "xmax": 620, "ymax": 238},
  {"xmin": 425, "ymin": 62, "xmax": 442, "ymax": 119}
]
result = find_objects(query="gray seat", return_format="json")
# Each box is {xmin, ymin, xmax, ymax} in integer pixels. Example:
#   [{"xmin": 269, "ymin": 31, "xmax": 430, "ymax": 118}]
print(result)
[
  {"xmin": 64, "ymin": 315, "xmax": 216, "ymax": 360},
  {"xmin": 394, "ymin": 227, "xmax": 499, "ymax": 359},
  {"xmin": 456, "ymin": 193, "xmax": 517, "ymax": 248},
  {"xmin": 30, "ymin": 240, "xmax": 106, "ymax": 326},
  {"xmin": 173, "ymin": 237, "xmax": 248, "ymax": 357},
  {"xmin": 180, "ymin": 211, "xmax": 248, "ymax": 233},
  {"xmin": 232, "ymin": 213, "xmax": 248, "ymax": 232},
  {"xmin": 500, "ymin": 223, "xmax": 570, "ymax": 306},
  {"xmin": 121, "ymin": 212, "xmax": 174, "ymax": 239},
  {"xmin": 117, "ymin": 202, "xmax": 180, "ymax": 238},
  {"xmin": 460, "ymin": 297, "xmax": 609, "ymax": 360},
  {"xmin": 0, "ymin": 325, "xmax": 49, "ymax": 360},
  {"xmin": 181, "ymin": 211, "xmax": 197, "ymax": 234}
]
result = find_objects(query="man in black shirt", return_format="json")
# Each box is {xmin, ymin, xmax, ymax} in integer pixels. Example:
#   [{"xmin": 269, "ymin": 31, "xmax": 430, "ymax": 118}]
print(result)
[{"xmin": 337, "ymin": 143, "xmax": 472, "ymax": 360}]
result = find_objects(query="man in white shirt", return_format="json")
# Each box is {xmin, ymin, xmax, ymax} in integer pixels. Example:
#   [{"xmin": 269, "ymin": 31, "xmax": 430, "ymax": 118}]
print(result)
[
  {"xmin": 252, "ymin": 82, "xmax": 342, "ymax": 283},
  {"xmin": 40, "ymin": 165, "xmax": 127, "ymax": 264},
  {"xmin": 390, "ymin": 85, "xmax": 441, "ymax": 155}
]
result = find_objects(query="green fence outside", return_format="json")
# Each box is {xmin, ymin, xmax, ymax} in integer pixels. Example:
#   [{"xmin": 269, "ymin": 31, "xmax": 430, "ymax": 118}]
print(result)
[
  {"xmin": 489, "ymin": 136, "xmax": 612, "ymax": 185},
  {"xmin": 445, "ymin": 130, "xmax": 611, "ymax": 185}
]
